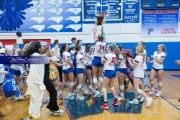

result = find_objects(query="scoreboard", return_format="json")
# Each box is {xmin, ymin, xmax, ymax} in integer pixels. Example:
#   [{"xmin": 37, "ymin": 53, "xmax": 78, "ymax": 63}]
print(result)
[
  {"xmin": 142, "ymin": 0, "xmax": 180, "ymax": 9},
  {"xmin": 82, "ymin": 0, "xmax": 123, "ymax": 22}
]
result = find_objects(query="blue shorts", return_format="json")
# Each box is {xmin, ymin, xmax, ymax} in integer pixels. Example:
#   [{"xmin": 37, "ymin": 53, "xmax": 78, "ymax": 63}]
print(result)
[
  {"xmin": 115, "ymin": 64, "xmax": 118, "ymax": 71},
  {"xmin": 118, "ymin": 68, "xmax": 128, "ymax": 75},
  {"xmin": 104, "ymin": 70, "xmax": 116, "ymax": 79},
  {"xmin": 92, "ymin": 56, "xmax": 103, "ymax": 67},
  {"xmin": 152, "ymin": 67, "xmax": 163, "ymax": 72},
  {"xmin": 63, "ymin": 68, "xmax": 73, "ymax": 74},
  {"xmin": 76, "ymin": 68, "xmax": 84, "ymax": 75},
  {"xmin": 134, "ymin": 77, "xmax": 143, "ymax": 80},
  {"xmin": 86, "ymin": 66, "xmax": 92, "ymax": 70},
  {"xmin": 11, "ymin": 69, "xmax": 21, "ymax": 76}
]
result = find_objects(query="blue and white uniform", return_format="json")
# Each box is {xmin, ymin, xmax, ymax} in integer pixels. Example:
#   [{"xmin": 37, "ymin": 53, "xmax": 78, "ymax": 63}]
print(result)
[
  {"xmin": 133, "ymin": 56, "xmax": 144, "ymax": 79},
  {"xmin": 76, "ymin": 53, "xmax": 85, "ymax": 74},
  {"xmin": 92, "ymin": 40, "xmax": 106, "ymax": 66},
  {"xmin": 86, "ymin": 53, "xmax": 93, "ymax": 70},
  {"xmin": 152, "ymin": 51, "xmax": 166, "ymax": 72},
  {"xmin": 11, "ymin": 64, "xmax": 21, "ymax": 76},
  {"xmin": 118, "ymin": 54, "xmax": 127, "ymax": 74},
  {"xmin": 103, "ymin": 53, "xmax": 116, "ymax": 79},
  {"xmin": 62, "ymin": 51, "xmax": 73, "ymax": 74}
]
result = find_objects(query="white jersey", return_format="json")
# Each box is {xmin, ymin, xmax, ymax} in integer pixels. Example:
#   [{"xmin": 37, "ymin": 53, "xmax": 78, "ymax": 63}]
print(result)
[
  {"xmin": 103, "ymin": 53, "xmax": 116, "ymax": 70},
  {"xmin": 51, "ymin": 47, "xmax": 60, "ymax": 62},
  {"xmin": 133, "ymin": 56, "xmax": 144, "ymax": 78},
  {"xmin": 86, "ymin": 54, "xmax": 94, "ymax": 66},
  {"xmin": 0, "ymin": 64, "xmax": 5, "ymax": 84},
  {"xmin": 143, "ymin": 50, "xmax": 147, "ymax": 70},
  {"xmin": 152, "ymin": 51, "xmax": 166, "ymax": 69},
  {"xmin": 118, "ymin": 54, "xmax": 127, "ymax": 68},
  {"xmin": 11, "ymin": 64, "xmax": 20, "ymax": 70},
  {"xmin": 76, "ymin": 53, "xmax": 85, "ymax": 69},
  {"xmin": 94, "ymin": 40, "xmax": 106, "ymax": 57},
  {"xmin": 62, "ymin": 51, "xmax": 72, "ymax": 70}
]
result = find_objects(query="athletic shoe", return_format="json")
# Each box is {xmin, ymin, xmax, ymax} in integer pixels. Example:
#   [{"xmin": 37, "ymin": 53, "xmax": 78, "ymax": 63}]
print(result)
[
  {"xmin": 129, "ymin": 99, "xmax": 139, "ymax": 104},
  {"xmin": 14, "ymin": 95, "xmax": 24, "ymax": 101},
  {"xmin": 101, "ymin": 103, "xmax": 109, "ymax": 109},
  {"xmin": 118, "ymin": 96, "xmax": 124, "ymax": 101},
  {"xmin": 0, "ymin": 111, "xmax": 4, "ymax": 117},
  {"xmin": 49, "ymin": 110, "xmax": 54, "ymax": 115},
  {"xmin": 66, "ymin": 95, "xmax": 74, "ymax": 100},
  {"xmin": 57, "ymin": 93, "xmax": 63, "ymax": 99},
  {"xmin": 93, "ymin": 91, "xmax": 101, "ymax": 98},
  {"xmin": 89, "ymin": 85, "xmax": 92, "ymax": 90},
  {"xmin": 138, "ymin": 94, "xmax": 142, "ymax": 99},
  {"xmin": 76, "ymin": 94, "xmax": 85, "ymax": 100},
  {"xmin": 149, "ymin": 88, "xmax": 155, "ymax": 95},
  {"xmin": 54, "ymin": 110, "xmax": 65, "ymax": 116},
  {"xmin": 139, "ymin": 97, "xmax": 145, "ymax": 102},
  {"xmin": 146, "ymin": 97, "xmax": 153, "ymax": 108},
  {"xmin": 112, "ymin": 100, "xmax": 120, "ymax": 106},
  {"xmin": 156, "ymin": 91, "xmax": 162, "ymax": 97},
  {"xmin": 144, "ymin": 89, "xmax": 150, "ymax": 92},
  {"xmin": 84, "ymin": 88, "xmax": 89, "ymax": 94}
]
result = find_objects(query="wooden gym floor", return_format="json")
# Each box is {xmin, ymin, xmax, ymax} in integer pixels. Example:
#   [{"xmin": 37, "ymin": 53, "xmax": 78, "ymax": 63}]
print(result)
[{"xmin": 0, "ymin": 71, "xmax": 180, "ymax": 120}]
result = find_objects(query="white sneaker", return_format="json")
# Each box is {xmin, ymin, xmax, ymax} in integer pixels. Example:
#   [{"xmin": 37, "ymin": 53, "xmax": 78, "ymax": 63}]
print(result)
[
  {"xmin": 57, "ymin": 93, "xmax": 63, "ymax": 99},
  {"xmin": 149, "ymin": 88, "xmax": 155, "ymax": 95},
  {"xmin": 146, "ymin": 97, "xmax": 153, "ymax": 108},
  {"xmin": 93, "ymin": 91, "xmax": 101, "ymax": 98},
  {"xmin": 49, "ymin": 110, "xmax": 54, "ymax": 115},
  {"xmin": 139, "ymin": 97, "xmax": 145, "ymax": 102},
  {"xmin": 138, "ymin": 95, "xmax": 142, "ymax": 99},
  {"xmin": 54, "ymin": 110, "xmax": 65, "ymax": 116},
  {"xmin": 84, "ymin": 88, "xmax": 89, "ymax": 94},
  {"xmin": 89, "ymin": 85, "xmax": 92, "ymax": 90},
  {"xmin": 76, "ymin": 94, "xmax": 85, "ymax": 100},
  {"xmin": 118, "ymin": 96, "xmax": 124, "ymax": 101},
  {"xmin": 66, "ymin": 95, "xmax": 74, "ymax": 100},
  {"xmin": 156, "ymin": 91, "xmax": 162, "ymax": 97},
  {"xmin": 129, "ymin": 99, "xmax": 139, "ymax": 104},
  {"xmin": 14, "ymin": 95, "xmax": 24, "ymax": 101}
]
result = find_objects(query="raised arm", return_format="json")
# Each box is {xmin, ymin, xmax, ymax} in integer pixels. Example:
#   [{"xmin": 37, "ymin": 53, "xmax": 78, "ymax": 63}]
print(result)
[
  {"xmin": 101, "ymin": 20, "xmax": 106, "ymax": 40},
  {"xmin": 93, "ymin": 20, "xmax": 98, "ymax": 41}
]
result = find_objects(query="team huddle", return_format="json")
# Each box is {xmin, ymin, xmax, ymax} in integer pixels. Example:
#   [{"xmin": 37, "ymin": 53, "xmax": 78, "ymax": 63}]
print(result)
[{"xmin": 0, "ymin": 21, "xmax": 168, "ymax": 120}]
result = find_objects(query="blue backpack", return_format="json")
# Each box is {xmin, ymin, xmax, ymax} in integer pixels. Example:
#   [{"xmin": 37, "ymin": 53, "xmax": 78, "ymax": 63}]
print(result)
[{"xmin": 2, "ymin": 68, "xmax": 20, "ymax": 98}]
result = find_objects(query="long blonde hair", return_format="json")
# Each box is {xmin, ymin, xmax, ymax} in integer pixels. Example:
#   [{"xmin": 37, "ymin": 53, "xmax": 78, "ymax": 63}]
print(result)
[
  {"xmin": 158, "ymin": 44, "xmax": 167, "ymax": 56},
  {"xmin": 136, "ymin": 46, "xmax": 146, "ymax": 61}
]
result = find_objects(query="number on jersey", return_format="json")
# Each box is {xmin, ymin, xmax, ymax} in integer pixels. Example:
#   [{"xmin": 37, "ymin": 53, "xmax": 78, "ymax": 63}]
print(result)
[
  {"xmin": 109, "ymin": 57, "xmax": 116, "ymax": 66},
  {"xmin": 100, "ymin": 45, "xmax": 105, "ymax": 50}
]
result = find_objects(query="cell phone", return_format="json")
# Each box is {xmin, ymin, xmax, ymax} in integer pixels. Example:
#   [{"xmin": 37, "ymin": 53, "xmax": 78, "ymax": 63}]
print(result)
[{"xmin": 97, "ymin": 16, "xmax": 104, "ymax": 25}]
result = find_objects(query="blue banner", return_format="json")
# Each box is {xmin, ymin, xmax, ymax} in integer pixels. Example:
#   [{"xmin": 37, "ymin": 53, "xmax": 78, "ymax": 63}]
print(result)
[
  {"xmin": 0, "ymin": 56, "xmax": 48, "ymax": 64},
  {"xmin": 141, "ymin": 9, "xmax": 179, "ymax": 36},
  {"xmin": 123, "ymin": 0, "xmax": 139, "ymax": 23},
  {"xmin": 0, "ymin": 0, "xmax": 82, "ymax": 32}
]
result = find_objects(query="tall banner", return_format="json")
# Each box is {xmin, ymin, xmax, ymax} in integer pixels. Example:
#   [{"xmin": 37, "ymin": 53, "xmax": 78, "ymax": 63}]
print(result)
[
  {"xmin": 123, "ymin": 0, "xmax": 139, "ymax": 23},
  {"xmin": 141, "ymin": 9, "xmax": 179, "ymax": 36}
]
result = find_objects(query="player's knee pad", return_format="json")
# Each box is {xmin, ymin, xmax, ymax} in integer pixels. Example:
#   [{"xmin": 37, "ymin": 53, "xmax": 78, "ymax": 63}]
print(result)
[
  {"xmin": 78, "ymin": 84, "xmax": 83, "ymax": 89},
  {"xmin": 110, "ymin": 87, "xmax": 114, "ymax": 91},
  {"xmin": 102, "ymin": 88, "xmax": 107, "ymax": 92},
  {"xmin": 70, "ymin": 82, "xmax": 75, "ymax": 86},
  {"xmin": 137, "ymin": 89, "xmax": 143, "ymax": 94},
  {"xmin": 93, "ymin": 78, "xmax": 97, "ymax": 84},
  {"xmin": 158, "ymin": 82, "xmax": 162, "ymax": 86},
  {"xmin": 119, "ymin": 85, "xmax": 124, "ymax": 90},
  {"xmin": 150, "ymin": 80, "xmax": 154, "ymax": 84},
  {"xmin": 98, "ymin": 77, "xmax": 103, "ymax": 82}
]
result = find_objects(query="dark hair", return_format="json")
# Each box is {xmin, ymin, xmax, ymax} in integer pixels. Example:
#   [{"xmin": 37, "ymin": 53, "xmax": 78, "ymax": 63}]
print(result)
[
  {"xmin": 76, "ymin": 39, "xmax": 82, "ymax": 45},
  {"xmin": 23, "ymin": 42, "xmax": 42, "ymax": 56},
  {"xmin": 43, "ymin": 45, "xmax": 49, "ymax": 53},
  {"xmin": 60, "ymin": 43, "xmax": 67, "ymax": 56},
  {"xmin": 24, "ymin": 40, "xmax": 29, "ymax": 44},
  {"xmin": 117, "ymin": 45, "xmax": 126, "ymax": 59},
  {"xmin": 54, "ymin": 39, "xmax": 59, "ymax": 45},
  {"xmin": 71, "ymin": 37, "xmax": 76, "ymax": 41},
  {"xmin": 108, "ymin": 44, "xmax": 114, "ymax": 51},
  {"xmin": 85, "ymin": 44, "xmax": 91, "ymax": 53},
  {"xmin": 86, "ymin": 43, "xmax": 91, "ymax": 46},
  {"xmin": 98, "ymin": 35, "xmax": 104, "ymax": 41},
  {"xmin": 74, "ymin": 45, "xmax": 81, "ymax": 58}
]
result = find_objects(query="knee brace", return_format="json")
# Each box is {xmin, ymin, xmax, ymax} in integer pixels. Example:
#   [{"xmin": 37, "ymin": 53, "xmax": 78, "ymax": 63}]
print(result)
[
  {"xmin": 78, "ymin": 84, "xmax": 83, "ymax": 89},
  {"xmin": 98, "ymin": 77, "xmax": 103, "ymax": 82},
  {"xmin": 137, "ymin": 89, "xmax": 143, "ymax": 94},
  {"xmin": 110, "ymin": 87, "xmax": 114, "ymax": 91},
  {"xmin": 93, "ymin": 78, "xmax": 97, "ymax": 84},
  {"xmin": 119, "ymin": 85, "xmax": 125, "ymax": 90},
  {"xmin": 70, "ymin": 82, "xmax": 75, "ymax": 86},
  {"xmin": 158, "ymin": 82, "xmax": 162, "ymax": 86},
  {"xmin": 150, "ymin": 81, "xmax": 154, "ymax": 84},
  {"xmin": 102, "ymin": 88, "xmax": 107, "ymax": 92}
]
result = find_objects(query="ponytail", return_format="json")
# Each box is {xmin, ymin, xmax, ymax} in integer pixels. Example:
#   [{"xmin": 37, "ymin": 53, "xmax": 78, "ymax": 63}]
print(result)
[
  {"xmin": 60, "ymin": 43, "xmax": 66, "ymax": 56},
  {"xmin": 159, "ymin": 44, "xmax": 167, "ymax": 56}
]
